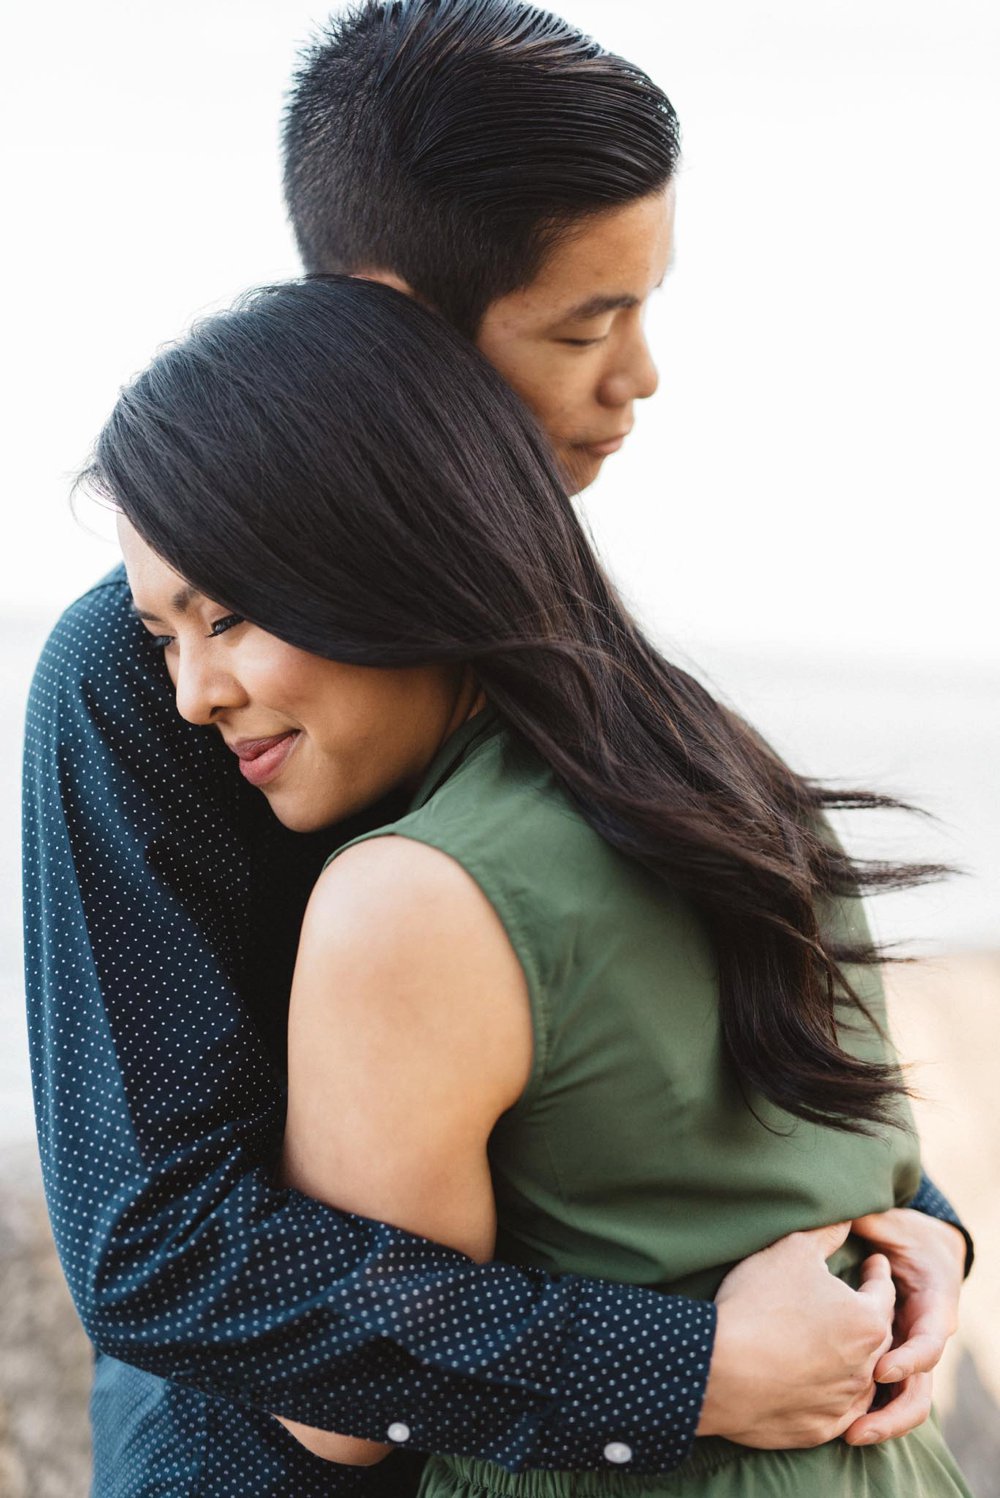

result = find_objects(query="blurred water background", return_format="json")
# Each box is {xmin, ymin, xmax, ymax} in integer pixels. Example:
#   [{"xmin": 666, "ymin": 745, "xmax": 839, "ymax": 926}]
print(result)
[{"xmin": 3, "ymin": 0, "xmax": 998, "ymax": 1491}]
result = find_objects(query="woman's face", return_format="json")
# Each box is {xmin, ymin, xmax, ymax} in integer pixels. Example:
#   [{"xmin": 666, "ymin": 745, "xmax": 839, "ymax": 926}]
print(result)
[{"xmin": 118, "ymin": 517, "xmax": 475, "ymax": 832}]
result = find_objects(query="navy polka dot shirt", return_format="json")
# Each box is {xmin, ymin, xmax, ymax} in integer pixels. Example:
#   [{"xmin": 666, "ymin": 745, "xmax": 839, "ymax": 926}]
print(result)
[{"xmin": 21, "ymin": 569, "xmax": 971, "ymax": 1496}]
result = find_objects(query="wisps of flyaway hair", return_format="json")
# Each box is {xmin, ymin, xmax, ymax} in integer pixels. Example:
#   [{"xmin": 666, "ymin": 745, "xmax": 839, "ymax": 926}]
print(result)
[
  {"xmin": 282, "ymin": 0, "xmax": 680, "ymax": 335},
  {"xmin": 84, "ymin": 277, "xmax": 947, "ymax": 1132}
]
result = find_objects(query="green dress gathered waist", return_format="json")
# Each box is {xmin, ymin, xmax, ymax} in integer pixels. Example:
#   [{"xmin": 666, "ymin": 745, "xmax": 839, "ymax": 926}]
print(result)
[{"xmin": 328, "ymin": 709, "xmax": 971, "ymax": 1497}]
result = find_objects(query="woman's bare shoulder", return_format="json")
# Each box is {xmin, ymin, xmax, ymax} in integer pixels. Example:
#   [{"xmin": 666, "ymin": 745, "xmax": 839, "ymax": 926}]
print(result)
[
  {"xmin": 296, "ymin": 834, "xmax": 532, "ymax": 1111},
  {"xmin": 308, "ymin": 832, "xmax": 492, "ymax": 932}
]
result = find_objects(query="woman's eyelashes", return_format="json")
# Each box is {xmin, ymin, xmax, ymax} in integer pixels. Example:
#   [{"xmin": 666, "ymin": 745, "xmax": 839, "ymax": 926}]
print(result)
[
  {"xmin": 146, "ymin": 613, "xmax": 245, "ymax": 650},
  {"xmin": 206, "ymin": 613, "xmax": 245, "ymax": 639}
]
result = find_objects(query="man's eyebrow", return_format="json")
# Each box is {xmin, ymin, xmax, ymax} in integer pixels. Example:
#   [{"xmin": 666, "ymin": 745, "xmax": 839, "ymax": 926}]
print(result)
[
  {"xmin": 558, "ymin": 262, "xmax": 674, "ymax": 323},
  {"xmin": 559, "ymin": 292, "xmax": 641, "ymax": 322},
  {"xmin": 130, "ymin": 583, "xmax": 200, "ymax": 623}
]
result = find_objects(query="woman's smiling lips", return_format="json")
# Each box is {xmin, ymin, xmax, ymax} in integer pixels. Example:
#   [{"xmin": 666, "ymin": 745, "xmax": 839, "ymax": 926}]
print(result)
[{"xmin": 229, "ymin": 730, "xmax": 301, "ymax": 786}]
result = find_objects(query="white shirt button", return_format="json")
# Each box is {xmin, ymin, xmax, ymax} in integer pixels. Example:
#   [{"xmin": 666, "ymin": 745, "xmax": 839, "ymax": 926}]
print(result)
[
  {"xmin": 604, "ymin": 1442, "xmax": 633, "ymax": 1465},
  {"xmin": 387, "ymin": 1422, "xmax": 411, "ymax": 1444}
]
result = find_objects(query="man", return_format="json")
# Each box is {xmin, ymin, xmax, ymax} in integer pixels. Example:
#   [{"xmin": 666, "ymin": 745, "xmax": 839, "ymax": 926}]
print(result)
[{"xmin": 23, "ymin": 2, "xmax": 969, "ymax": 1493}]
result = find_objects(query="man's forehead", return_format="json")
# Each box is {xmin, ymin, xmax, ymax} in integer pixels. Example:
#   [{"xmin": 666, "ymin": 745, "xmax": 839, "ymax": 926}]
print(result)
[
  {"xmin": 557, "ymin": 247, "xmax": 675, "ymax": 322},
  {"xmin": 512, "ymin": 190, "xmax": 677, "ymax": 323}
]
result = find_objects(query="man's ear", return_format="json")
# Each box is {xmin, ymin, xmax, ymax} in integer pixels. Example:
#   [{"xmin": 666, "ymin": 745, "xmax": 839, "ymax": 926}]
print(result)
[{"xmin": 351, "ymin": 268, "xmax": 415, "ymax": 298}]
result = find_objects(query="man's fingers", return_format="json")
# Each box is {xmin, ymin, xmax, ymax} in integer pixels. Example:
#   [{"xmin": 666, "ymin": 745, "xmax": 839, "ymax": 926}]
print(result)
[
  {"xmin": 874, "ymin": 1329, "xmax": 947, "ymax": 1383},
  {"xmin": 842, "ymin": 1372, "xmax": 933, "ymax": 1445},
  {"xmin": 799, "ymin": 1219, "xmax": 852, "ymax": 1261},
  {"xmin": 873, "ymin": 1324, "xmax": 895, "ymax": 1366},
  {"xmin": 856, "ymin": 1252, "xmax": 896, "ymax": 1321},
  {"xmin": 831, "ymin": 1383, "xmax": 881, "ymax": 1442},
  {"xmin": 852, "ymin": 1210, "xmax": 905, "ymax": 1250},
  {"xmin": 858, "ymin": 1251, "xmax": 892, "ymax": 1287}
]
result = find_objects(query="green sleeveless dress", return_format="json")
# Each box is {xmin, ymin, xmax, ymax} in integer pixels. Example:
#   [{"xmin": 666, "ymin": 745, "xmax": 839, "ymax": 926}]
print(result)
[{"xmin": 329, "ymin": 710, "xmax": 971, "ymax": 1498}]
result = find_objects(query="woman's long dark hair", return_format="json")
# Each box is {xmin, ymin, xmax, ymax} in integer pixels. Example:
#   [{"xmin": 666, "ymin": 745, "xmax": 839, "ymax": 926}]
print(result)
[{"xmin": 85, "ymin": 277, "xmax": 941, "ymax": 1132}]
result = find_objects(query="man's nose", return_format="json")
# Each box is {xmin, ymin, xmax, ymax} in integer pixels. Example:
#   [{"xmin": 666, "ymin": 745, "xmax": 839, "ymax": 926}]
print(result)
[
  {"xmin": 171, "ymin": 647, "xmax": 245, "ymax": 726},
  {"xmin": 599, "ymin": 328, "xmax": 660, "ymax": 409}
]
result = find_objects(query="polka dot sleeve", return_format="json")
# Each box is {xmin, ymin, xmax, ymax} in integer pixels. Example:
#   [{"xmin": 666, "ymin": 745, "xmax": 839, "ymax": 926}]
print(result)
[
  {"xmin": 528, "ymin": 1278, "xmax": 717, "ymax": 1473},
  {"xmin": 22, "ymin": 570, "xmax": 717, "ymax": 1486},
  {"xmin": 908, "ymin": 1174, "xmax": 974, "ymax": 1276}
]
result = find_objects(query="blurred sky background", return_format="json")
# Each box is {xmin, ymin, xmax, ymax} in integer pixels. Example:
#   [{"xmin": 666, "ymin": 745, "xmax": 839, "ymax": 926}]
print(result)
[{"xmin": 2, "ymin": 0, "xmax": 998, "ymax": 1147}]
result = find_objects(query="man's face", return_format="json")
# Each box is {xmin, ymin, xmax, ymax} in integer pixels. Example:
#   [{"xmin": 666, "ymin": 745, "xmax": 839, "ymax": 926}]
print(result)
[{"xmin": 475, "ymin": 186, "xmax": 675, "ymax": 495}]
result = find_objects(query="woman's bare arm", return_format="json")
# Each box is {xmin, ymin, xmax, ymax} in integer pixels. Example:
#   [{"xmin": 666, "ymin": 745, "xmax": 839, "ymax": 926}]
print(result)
[{"xmin": 275, "ymin": 834, "xmax": 533, "ymax": 1464}]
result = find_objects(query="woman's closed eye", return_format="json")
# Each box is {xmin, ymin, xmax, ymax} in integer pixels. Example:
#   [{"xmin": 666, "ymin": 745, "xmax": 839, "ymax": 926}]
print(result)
[
  {"xmin": 146, "ymin": 613, "xmax": 245, "ymax": 650},
  {"xmin": 206, "ymin": 613, "xmax": 245, "ymax": 640}
]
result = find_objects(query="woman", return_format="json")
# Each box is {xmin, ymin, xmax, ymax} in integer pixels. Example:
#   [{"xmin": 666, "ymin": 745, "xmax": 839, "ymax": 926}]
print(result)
[{"xmin": 92, "ymin": 276, "xmax": 970, "ymax": 1495}]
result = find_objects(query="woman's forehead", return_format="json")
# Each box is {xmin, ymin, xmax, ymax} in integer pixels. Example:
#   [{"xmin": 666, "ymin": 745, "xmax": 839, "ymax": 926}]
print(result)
[{"xmin": 117, "ymin": 515, "xmax": 204, "ymax": 619}]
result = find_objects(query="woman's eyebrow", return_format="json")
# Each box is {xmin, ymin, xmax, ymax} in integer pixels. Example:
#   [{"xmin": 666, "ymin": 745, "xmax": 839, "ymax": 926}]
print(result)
[{"xmin": 130, "ymin": 583, "xmax": 201, "ymax": 623}]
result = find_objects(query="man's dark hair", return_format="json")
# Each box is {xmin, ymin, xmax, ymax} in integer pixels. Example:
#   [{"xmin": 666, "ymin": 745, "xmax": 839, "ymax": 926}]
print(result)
[{"xmin": 282, "ymin": 0, "xmax": 681, "ymax": 336}]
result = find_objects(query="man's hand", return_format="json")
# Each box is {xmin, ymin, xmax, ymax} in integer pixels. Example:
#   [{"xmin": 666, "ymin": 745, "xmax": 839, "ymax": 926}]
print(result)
[
  {"xmin": 697, "ymin": 1222, "xmax": 895, "ymax": 1447},
  {"xmin": 841, "ymin": 1207, "xmax": 966, "ymax": 1446}
]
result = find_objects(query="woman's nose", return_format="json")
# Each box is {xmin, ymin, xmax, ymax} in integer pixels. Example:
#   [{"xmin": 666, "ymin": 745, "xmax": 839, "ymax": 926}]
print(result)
[{"xmin": 171, "ymin": 647, "xmax": 246, "ymax": 726}]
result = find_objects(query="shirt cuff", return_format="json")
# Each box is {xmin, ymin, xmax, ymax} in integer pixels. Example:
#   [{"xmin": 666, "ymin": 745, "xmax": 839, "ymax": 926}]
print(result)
[
  {"xmin": 909, "ymin": 1173, "xmax": 975, "ymax": 1277},
  {"xmin": 529, "ymin": 1280, "xmax": 717, "ymax": 1476}
]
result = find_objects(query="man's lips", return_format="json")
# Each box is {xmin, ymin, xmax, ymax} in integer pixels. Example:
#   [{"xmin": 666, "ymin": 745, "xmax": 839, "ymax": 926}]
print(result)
[{"xmin": 227, "ymin": 731, "xmax": 301, "ymax": 787}]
